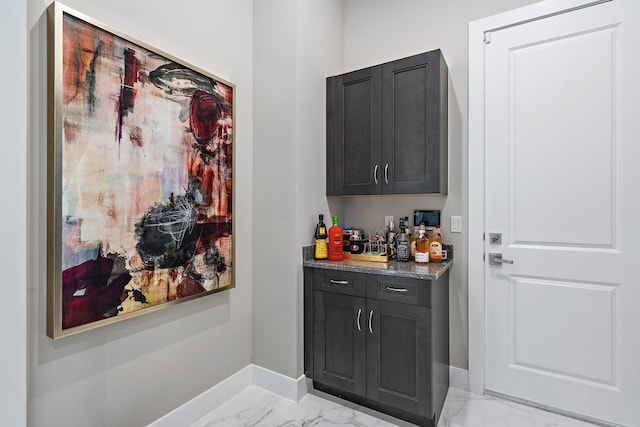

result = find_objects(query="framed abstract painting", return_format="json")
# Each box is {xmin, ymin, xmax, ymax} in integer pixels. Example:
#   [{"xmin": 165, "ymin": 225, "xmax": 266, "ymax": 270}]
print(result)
[{"xmin": 47, "ymin": 3, "xmax": 235, "ymax": 339}]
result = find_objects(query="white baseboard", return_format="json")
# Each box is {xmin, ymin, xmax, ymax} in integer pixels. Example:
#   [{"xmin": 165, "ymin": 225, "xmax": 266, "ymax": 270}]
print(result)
[
  {"xmin": 148, "ymin": 364, "xmax": 306, "ymax": 427},
  {"xmin": 252, "ymin": 364, "xmax": 307, "ymax": 402},
  {"xmin": 150, "ymin": 364, "xmax": 466, "ymax": 426},
  {"xmin": 450, "ymin": 366, "xmax": 469, "ymax": 391}
]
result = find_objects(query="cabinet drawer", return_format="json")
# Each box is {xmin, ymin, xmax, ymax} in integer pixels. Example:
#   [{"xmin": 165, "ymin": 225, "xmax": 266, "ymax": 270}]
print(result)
[
  {"xmin": 313, "ymin": 269, "xmax": 365, "ymax": 296},
  {"xmin": 367, "ymin": 275, "xmax": 430, "ymax": 306}
]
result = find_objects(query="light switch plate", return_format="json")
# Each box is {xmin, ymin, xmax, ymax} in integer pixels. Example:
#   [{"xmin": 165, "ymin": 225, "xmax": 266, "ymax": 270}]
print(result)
[{"xmin": 451, "ymin": 216, "xmax": 462, "ymax": 233}]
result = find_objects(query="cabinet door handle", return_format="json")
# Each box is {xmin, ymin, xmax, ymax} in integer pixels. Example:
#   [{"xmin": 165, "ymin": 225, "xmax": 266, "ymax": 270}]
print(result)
[
  {"xmin": 385, "ymin": 286, "xmax": 408, "ymax": 293},
  {"xmin": 374, "ymin": 164, "xmax": 379, "ymax": 184},
  {"xmin": 368, "ymin": 310, "xmax": 374, "ymax": 334},
  {"xmin": 384, "ymin": 164, "xmax": 389, "ymax": 184},
  {"xmin": 357, "ymin": 308, "xmax": 362, "ymax": 332},
  {"xmin": 329, "ymin": 279, "xmax": 349, "ymax": 285}
]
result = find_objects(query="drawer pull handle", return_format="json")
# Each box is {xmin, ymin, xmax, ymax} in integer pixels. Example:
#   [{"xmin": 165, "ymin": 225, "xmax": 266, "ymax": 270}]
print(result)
[
  {"xmin": 368, "ymin": 310, "xmax": 374, "ymax": 334},
  {"xmin": 357, "ymin": 308, "xmax": 362, "ymax": 332},
  {"xmin": 329, "ymin": 279, "xmax": 349, "ymax": 285},
  {"xmin": 374, "ymin": 164, "xmax": 379, "ymax": 184},
  {"xmin": 386, "ymin": 286, "xmax": 408, "ymax": 293}
]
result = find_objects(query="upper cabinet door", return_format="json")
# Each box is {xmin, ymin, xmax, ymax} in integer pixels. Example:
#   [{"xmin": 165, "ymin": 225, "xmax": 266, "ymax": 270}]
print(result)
[
  {"xmin": 382, "ymin": 50, "xmax": 448, "ymax": 195},
  {"xmin": 328, "ymin": 66, "xmax": 382, "ymax": 196}
]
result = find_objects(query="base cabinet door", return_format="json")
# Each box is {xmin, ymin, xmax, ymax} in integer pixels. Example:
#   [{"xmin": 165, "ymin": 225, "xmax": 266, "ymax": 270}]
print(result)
[
  {"xmin": 367, "ymin": 299, "xmax": 432, "ymax": 418},
  {"xmin": 313, "ymin": 291, "xmax": 367, "ymax": 396}
]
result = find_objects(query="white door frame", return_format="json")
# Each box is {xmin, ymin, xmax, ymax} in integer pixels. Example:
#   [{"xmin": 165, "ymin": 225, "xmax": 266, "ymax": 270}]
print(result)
[{"xmin": 467, "ymin": 0, "xmax": 613, "ymax": 394}]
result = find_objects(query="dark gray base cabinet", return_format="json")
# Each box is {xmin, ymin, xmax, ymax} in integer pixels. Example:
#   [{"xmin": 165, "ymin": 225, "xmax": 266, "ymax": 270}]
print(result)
[
  {"xmin": 304, "ymin": 268, "xmax": 449, "ymax": 427},
  {"xmin": 326, "ymin": 49, "xmax": 448, "ymax": 196}
]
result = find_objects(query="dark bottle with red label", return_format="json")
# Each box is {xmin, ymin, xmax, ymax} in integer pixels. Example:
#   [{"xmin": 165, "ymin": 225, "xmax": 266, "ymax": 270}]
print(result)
[{"xmin": 328, "ymin": 215, "xmax": 344, "ymax": 261}]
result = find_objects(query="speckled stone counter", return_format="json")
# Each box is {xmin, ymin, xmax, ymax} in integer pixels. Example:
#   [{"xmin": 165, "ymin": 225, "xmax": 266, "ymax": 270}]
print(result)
[{"xmin": 302, "ymin": 246, "xmax": 451, "ymax": 281}]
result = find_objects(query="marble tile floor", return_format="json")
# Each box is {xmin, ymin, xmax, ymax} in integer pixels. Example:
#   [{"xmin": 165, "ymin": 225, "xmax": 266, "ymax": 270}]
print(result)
[{"xmin": 191, "ymin": 385, "xmax": 600, "ymax": 427}]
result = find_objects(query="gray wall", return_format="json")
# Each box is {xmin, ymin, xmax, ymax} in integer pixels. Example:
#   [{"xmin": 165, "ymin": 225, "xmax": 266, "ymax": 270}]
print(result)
[
  {"xmin": 252, "ymin": 0, "xmax": 344, "ymax": 378},
  {"xmin": 27, "ymin": 1, "xmax": 254, "ymax": 425},
  {"xmin": 252, "ymin": 0, "xmax": 299, "ymax": 378},
  {"xmin": 340, "ymin": 0, "xmax": 539, "ymax": 370},
  {"xmin": 0, "ymin": 0, "xmax": 27, "ymax": 425}
]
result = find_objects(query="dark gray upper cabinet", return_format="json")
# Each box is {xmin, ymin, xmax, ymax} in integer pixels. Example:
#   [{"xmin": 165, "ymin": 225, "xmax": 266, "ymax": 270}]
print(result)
[{"xmin": 327, "ymin": 49, "xmax": 448, "ymax": 196}]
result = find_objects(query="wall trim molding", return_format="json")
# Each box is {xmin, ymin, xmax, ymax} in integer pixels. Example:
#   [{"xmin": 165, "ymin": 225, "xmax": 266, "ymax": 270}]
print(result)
[
  {"xmin": 450, "ymin": 366, "xmax": 469, "ymax": 391},
  {"xmin": 149, "ymin": 364, "xmax": 471, "ymax": 425},
  {"xmin": 252, "ymin": 364, "xmax": 307, "ymax": 402},
  {"xmin": 148, "ymin": 364, "xmax": 307, "ymax": 427}
]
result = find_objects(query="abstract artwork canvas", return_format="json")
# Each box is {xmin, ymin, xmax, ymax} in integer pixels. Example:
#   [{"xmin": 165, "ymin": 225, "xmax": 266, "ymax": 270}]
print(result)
[{"xmin": 47, "ymin": 3, "xmax": 234, "ymax": 339}]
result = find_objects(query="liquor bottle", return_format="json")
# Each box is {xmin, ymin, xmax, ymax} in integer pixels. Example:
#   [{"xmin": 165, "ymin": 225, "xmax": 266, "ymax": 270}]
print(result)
[
  {"xmin": 386, "ymin": 220, "xmax": 397, "ymax": 259},
  {"xmin": 328, "ymin": 215, "xmax": 344, "ymax": 261},
  {"xmin": 314, "ymin": 214, "xmax": 328, "ymax": 260},
  {"xmin": 409, "ymin": 225, "xmax": 419, "ymax": 260},
  {"xmin": 415, "ymin": 224, "xmax": 430, "ymax": 264},
  {"xmin": 396, "ymin": 217, "xmax": 410, "ymax": 262},
  {"xmin": 429, "ymin": 225, "xmax": 443, "ymax": 262}
]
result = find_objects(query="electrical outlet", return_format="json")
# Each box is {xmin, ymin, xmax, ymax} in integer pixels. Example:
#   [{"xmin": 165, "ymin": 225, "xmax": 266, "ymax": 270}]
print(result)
[
  {"xmin": 451, "ymin": 216, "xmax": 462, "ymax": 233},
  {"xmin": 384, "ymin": 216, "xmax": 394, "ymax": 226}
]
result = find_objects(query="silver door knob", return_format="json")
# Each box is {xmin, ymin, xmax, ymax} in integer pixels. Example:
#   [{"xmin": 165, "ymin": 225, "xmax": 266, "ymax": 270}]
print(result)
[{"xmin": 489, "ymin": 253, "xmax": 514, "ymax": 265}]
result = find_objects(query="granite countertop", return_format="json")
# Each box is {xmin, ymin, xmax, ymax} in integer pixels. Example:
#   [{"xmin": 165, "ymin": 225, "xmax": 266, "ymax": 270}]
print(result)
[{"xmin": 302, "ymin": 246, "xmax": 451, "ymax": 280}]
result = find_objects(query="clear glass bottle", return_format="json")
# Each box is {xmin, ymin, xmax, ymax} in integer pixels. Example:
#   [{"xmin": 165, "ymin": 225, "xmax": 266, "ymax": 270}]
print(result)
[
  {"xmin": 409, "ymin": 225, "xmax": 419, "ymax": 260},
  {"xmin": 428, "ymin": 225, "xmax": 443, "ymax": 262},
  {"xmin": 415, "ymin": 224, "xmax": 429, "ymax": 264},
  {"xmin": 386, "ymin": 220, "xmax": 397, "ymax": 259}
]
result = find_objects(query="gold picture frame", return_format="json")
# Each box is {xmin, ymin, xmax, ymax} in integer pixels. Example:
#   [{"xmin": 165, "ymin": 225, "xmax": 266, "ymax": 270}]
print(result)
[{"xmin": 47, "ymin": 2, "xmax": 235, "ymax": 339}]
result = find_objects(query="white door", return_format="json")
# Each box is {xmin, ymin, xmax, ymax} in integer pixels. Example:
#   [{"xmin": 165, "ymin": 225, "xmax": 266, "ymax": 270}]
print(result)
[{"xmin": 484, "ymin": 1, "xmax": 640, "ymax": 425}]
